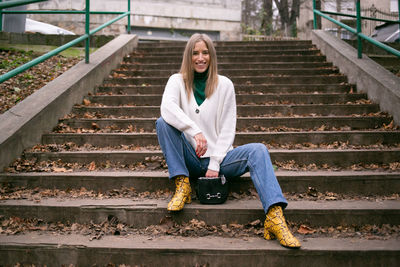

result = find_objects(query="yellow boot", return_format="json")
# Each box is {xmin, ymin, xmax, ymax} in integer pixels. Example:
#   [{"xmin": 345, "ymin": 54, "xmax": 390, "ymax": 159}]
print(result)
[
  {"xmin": 264, "ymin": 205, "xmax": 301, "ymax": 248},
  {"xmin": 167, "ymin": 176, "xmax": 192, "ymax": 211}
]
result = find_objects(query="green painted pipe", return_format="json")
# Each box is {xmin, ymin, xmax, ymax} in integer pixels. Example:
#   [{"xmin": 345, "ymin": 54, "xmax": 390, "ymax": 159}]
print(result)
[
  {"xmin": 85, "ymin": 0, "xmax": 90, "ymax": 63},
  {"xmin": 1, "ymin": 10, "xmax": 125, "ymax": 14},
  {"xmin": 0, "ymin": 0, "xmax": 3, "ymax": 31},
  {"xmin": 359, "ymin": 33, "xmax": 400, "ymax": 58},
  {"xmin": 89, "ymin": 12, "xmax": 129, "ymax": 35},
  {"xmin": 127, "ymin": 0, "xmax": 131, "ymax": 34},
  {"xmin": 313, "ymin": 8, "xmax": 400, "ymax": 58},
  {"xmin": 312, "ymin": 0, "xmax": 317, "ymax": 29},
  {"xmin": 320, "ymin": 10, "xmax": 400, "ymax": 24},
  {"xmin": 0, "ymin": 10, "xmax": 130, "ymax": 83},
  {"xmin": 0, "ymin": 34, "xmax": 88, "ymax": 83},
  {"xmin": 0, "ymin": 0, "xmax": 46, "ymax": 9},
  {"xmin": 356, "ymin": 0, "xmax": 362, "ymax": 59},
  {"xmin": 314, "ymin": 9, "xmax": 356, "ymax": 34}
]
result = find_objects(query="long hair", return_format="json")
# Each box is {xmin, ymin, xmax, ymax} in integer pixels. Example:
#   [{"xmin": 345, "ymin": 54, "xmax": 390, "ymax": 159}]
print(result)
[{"xmin": 180, "ymin": 33, "xmax": 218, "ymax": 99}]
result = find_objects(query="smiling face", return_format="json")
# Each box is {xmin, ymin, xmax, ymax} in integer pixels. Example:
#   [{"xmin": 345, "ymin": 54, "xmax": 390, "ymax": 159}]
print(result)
[{"xmin": 192, "ymin": 41, "xmax": 210, "ymax": 73}]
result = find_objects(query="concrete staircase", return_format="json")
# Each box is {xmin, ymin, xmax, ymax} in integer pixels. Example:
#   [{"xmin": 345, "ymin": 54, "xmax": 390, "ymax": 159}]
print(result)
[{"xmin": 1, "ymin": 40, "xmax": 400, "ymax": 266}]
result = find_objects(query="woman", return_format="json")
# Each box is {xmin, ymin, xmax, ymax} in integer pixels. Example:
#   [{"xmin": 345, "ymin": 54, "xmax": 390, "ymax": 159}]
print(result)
[{"xmin": 156, "ymin": 33, "xmax": 301, "ymax": 248}]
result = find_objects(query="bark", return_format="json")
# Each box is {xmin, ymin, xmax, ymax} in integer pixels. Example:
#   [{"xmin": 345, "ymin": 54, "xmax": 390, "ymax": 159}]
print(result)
[
  {"xmin": 288, "ymin": 0, "xmax": 301, "ymax": 36},
  {"xmin": 274, "ymin": 0, "xmax": 289, "ymax": 33},
  {"xmin": 241, "ymin": 0, "xmax": 261, "ymax": 34},
  {"xmin": 261, "ymin": 0, "xmax": 273, "ymax": 35},
  {"xmin": 273, "ymin": 0, "xmax": 303, "ymax": 37}
]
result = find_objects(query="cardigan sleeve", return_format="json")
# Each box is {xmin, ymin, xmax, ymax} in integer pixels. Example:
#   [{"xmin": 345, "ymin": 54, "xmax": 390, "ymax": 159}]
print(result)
[
  {"xmin": 160, "ymin": 74, "xmax": 202, "ymax": 138},
  {"xmin": 207, "ymin": 78, "xmax": 237, "ymax": 172}
]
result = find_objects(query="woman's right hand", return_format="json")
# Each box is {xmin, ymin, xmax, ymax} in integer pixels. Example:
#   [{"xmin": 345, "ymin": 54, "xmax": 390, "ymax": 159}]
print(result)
[{"xmin": 194, "ymin": 133, "xmax": 208, "ymax": 157}]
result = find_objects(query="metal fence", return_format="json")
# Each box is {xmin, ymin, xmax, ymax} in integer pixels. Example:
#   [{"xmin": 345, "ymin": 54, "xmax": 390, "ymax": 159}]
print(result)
[
  {"xmin": 313, "ymin": 0, "xmax": 400, "ymax": 59},
  {"xmin": 0, "ymin": 0, "xmax": 132, "ymax": 83},
  {"xmin": 362, "ymin": 5, "xmax": 399, "ymax": 36}
]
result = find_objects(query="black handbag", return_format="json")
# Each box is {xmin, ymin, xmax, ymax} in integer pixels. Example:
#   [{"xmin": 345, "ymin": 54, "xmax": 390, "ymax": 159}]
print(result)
[{"xmin": 196, "ymin": 175, "xmax": 229, "ymax": 204}]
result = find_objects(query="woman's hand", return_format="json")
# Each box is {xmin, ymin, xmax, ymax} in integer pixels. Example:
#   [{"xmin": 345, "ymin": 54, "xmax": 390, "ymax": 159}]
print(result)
[
  {"xmin": 205, "ymin": 169, "xmax": 219, "ymax": 177},
  {"xmin": 194, "ymin": 133, "xmax": 208, "ymax": 157}
]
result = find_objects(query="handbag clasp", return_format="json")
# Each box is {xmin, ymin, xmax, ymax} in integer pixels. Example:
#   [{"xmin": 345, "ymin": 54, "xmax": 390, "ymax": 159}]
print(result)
[{"xmin": 206, "ymin": 192, "xmax": 222, "ymax": 199}]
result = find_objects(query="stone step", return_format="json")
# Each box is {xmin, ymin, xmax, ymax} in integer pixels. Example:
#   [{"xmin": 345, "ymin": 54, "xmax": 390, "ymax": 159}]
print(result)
[
  {"xmin": 124, "ymin": 55, "xmax": 327, "ymax": 63},
  {"xmin": 42, "ymin": 131, "xmax": 400, "ymax": 147},
  {"xmin": 0, "ymin": 198, "xmax": 399, "ymax": 226},
  {"xmin": 135, "ymin": 44, "xmax": 315, "ymax": 53},
  {"xmin": 87, "ymin": 93, "xmax": 366, "ymax": 106},
  {"xmin": 131, "ymin": 49, "xmax": 320, "ymax": 57},
  {"xmin": 97, "ymin": 84, "xmax": 352, "ymax": 95},
  {"xmin": 61, "ymin": 116, "xmax": 393, "ymax": 132},
  {"xmin": 71, "ymin": 104, "xmax": 379, "ymax": 117},
  {"xmin": 215, "ymin": 40, "xmax": 314, "ymax": 46},
  {"xmin": 137, "ymin": 40, "xmax": 313, "ymax": 48},
  {"xmin": 1, "ymin": 171, "xmax": 399, "ymax": 195},
  {"xmin": 120, "ymin": 62, "xmax": 334, "ymax": 70},
  {"xmin": 105, "ymin": 75, "xmax": 347, "ymax": 86},
  {"xmin": 24, "ymin": 149, "xmax": 400, "ymax": 166},
  {"xmin": 113, "ymin": 68, "xmax": 339, "ymax": 77},
  {"xmin": 4, "ymin": 38, "xmax": 398, "ymax": 266},
  {"xmin": 2, "ymin": 234, "xmax": 398, "ymax": 267}
]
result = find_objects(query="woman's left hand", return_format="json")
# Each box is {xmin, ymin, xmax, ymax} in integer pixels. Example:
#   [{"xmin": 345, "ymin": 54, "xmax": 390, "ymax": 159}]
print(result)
[{"xmin": 205, "ymin": 169, "xmax": 219, "ymax": 177}]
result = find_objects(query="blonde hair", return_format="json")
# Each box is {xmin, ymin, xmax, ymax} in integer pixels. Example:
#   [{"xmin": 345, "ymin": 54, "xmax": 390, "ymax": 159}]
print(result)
[{"xmin": 180, "ymin": 33, "xmax": 218, "ymax": 99}]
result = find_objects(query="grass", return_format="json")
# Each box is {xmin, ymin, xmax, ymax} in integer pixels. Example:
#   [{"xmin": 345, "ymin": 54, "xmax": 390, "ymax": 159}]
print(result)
[
  {"xmin": 0, "ymin": 47, "xmax": 82, "ymax": 114},
  {"xmin": 0, "ymin": 44, "xmax": 97, "ymax": 58}
]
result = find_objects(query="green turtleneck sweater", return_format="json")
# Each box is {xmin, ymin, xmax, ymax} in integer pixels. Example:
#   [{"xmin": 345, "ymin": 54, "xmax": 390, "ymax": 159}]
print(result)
[{"xmin": 193, "ymin": 70, "xmax": 208, "ymax": 106}]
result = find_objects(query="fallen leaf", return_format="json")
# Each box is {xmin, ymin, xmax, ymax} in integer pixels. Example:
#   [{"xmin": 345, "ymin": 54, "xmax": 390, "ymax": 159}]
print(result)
[
  {"xmin": 249, "ymin": 219, "xmax": 261, "ymax": 226},
  {"xmin": 307, "ymin": 187, "xmax": 318, "ymax": 197},
  {"xmin": 52, "ymin": 167, "xmax": 67, "ymax": 172},
  {"xmin": 88, "ymin": 161, "xmax": 96, "ymax": 171},
  {"xmin": 297, "ymin": 225, "xmax": 316, "ymax": 235},
  {"xmin": 83, "ymin": 99, "xmax": 91, "ymax": 106},
  {"xmin": 384, "ymin": 120, "xmax": 394, "ymax": 130},
  {"xmin": 91, "ymin": 123, "xmax": 100, "ymax": 130}
]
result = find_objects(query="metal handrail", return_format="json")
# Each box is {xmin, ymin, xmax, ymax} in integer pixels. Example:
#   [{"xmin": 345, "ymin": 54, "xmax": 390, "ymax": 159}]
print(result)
[
  {"xmin": 317, "ymin": 10, "xmax": 398, "ymax": 24},
  {"xmin": 0, "ymin": 0, "xmax": 132, "ymax": 83},
  {"xmin": 2, "ymin": 10, "xmax": 128, "ymax": 14},
  {"xmin": 0, "ymin": 0, "xmax": 47, "ymax": 29},
  {"xmin": 313, "ymin": 0, "xmax": 400, "ymax": 59},
  {"xmin": 0, "ymin": 0, "xmax": 45, "ymax": 9}
]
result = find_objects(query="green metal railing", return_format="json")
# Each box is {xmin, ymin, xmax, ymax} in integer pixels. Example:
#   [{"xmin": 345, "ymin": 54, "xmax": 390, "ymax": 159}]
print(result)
[
  {"xmin": 0, "ymin": 0, "xmax": 132, "ymax": 83},
  {"xmin": 313, "ymin": 0, "xmax": 400, "ymax": 59}
]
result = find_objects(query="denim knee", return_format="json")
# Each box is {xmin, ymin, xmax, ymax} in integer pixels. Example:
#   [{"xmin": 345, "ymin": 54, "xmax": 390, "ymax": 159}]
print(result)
[
  {"xmin": 156, "ymin": 117, "xmax": 167, "ymax": 131},
  {"xmin": 156, "ymin": 116, "xmax": 164, "ymax": 126},
  {"xmin": 248, "ymin": 143, "xmax": 269, "ymax": 157}
]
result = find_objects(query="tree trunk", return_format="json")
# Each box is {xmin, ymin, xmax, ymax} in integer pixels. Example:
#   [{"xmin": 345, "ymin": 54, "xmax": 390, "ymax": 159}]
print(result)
[
  {"xmin": 274, "ymin": 0, "xmax": 302, "ymax": 37},
  {"xmin": 261, "ymin": 0, "xmax": 273, "ymax": 35},
  {"xmin": 288, "ymin": 0, "xmax": 300, "ymax": 37},
  {"xmin": 274, "ymin": 0, "xmax": 289, "ymax": 34}
]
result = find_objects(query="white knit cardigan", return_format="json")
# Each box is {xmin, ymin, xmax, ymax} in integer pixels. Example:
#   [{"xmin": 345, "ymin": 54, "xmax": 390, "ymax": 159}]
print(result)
[{"xmin": 160, "ymin": 73, "xmax": 237, "ymax": 172}]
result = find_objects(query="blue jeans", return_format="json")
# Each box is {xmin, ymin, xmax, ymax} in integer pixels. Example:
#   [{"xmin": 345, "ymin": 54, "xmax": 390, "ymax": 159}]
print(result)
[{"xmin": 156, "ymin": 117, "xmax": 288, "ymax": 213}]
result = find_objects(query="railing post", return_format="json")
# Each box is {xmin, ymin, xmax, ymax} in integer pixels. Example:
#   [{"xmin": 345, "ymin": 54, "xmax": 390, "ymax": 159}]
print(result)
[
  {"xmin": 85, "ymin": 0, "xmax": 90, "ymax": 63},
  {"xmin": 312, "ymin": 0, "xmax": 317, "ymax": 29},
  {"xmin": 398, "ymin": 0, "xmax": 400, "ymax": 43},
  {"xmin": 356, "ymin": 0, "xmax": 362, "ymax": 59},
  {"xmin": 0, "ymin": 0, "xmax": 3, "ymax": 31},
  {"xmin": 127, "ymin": 0, "xmax": 131, "ymax": 34}
]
